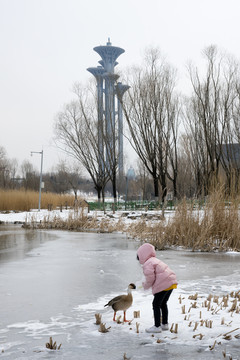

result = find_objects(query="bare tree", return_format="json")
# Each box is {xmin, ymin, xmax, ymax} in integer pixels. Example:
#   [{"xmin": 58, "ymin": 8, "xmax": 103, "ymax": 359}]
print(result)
[
  {"xmin": 55, "ymin": 94, "xmax": 109, "ymax": 202},
  {"xmin": 0, "ymin": 146, "xmax": 10, "ymax": 188},
  {"xmin": 21, "ymin": 160, "xmax": 38, "ymax": 190},
  {"xmin": 122, "ymin": 48, "xmax": 179, "ymax": 202},
  {"xmin": 164, "ymin": 91, "xmax": 181, "ymax": 199},
  {"xmin": 8, "ymin": 158, "xmax": 19, "ymax": 189},
  {"xmin": 56, "ymin": 160, "xmax": 83, "ymax": 203},
  {"xmin": 55, "ymin": 79, "xmax": 124, "ymax": 207},
  {"xmin": 134, "ymin": 159, "xmax": 154, "ymax": 200},
  {"xmin": 184, "ymin": 45, "xmax": 238, "ymax": 195},
  {"xmin": 219, "ymin": 72, "xmax": 240, "ymax": 192}
]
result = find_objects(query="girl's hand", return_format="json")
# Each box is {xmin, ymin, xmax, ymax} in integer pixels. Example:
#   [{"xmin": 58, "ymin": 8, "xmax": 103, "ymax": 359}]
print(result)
[{"xmin": 135, "ymin": 280, "xmax": 143, "ymax": 289}]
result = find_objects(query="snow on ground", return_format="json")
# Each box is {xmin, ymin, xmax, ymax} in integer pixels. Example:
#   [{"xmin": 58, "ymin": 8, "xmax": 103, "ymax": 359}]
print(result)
[
  {"xmin": 74, "ymin": 283, "xmax": 240, "ymax": 355},
  {"xmin": 0, "ymin": 209, "xmax": 71, "ymax": 224}
]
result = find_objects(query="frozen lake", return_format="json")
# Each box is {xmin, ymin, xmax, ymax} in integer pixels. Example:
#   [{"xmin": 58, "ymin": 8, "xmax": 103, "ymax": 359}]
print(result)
[{"xmin": 0, "ymin": 225, "xmax": 240, "ymax": 359}]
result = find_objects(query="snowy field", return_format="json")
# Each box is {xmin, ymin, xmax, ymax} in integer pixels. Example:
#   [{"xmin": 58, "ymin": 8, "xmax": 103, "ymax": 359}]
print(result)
[{"xmin": 0, "ymin": 212, "xmax": 240, "ymax": 359}]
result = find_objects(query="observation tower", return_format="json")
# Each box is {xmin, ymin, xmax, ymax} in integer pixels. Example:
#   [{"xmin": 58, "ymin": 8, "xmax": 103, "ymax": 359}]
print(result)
[{"xmin": 87, "ymin": 39, "xmax": 129, "ymax": 181}]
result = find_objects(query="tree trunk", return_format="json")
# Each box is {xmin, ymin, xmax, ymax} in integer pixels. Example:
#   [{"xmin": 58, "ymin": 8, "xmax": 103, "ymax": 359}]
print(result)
[
  {"xmin": 96, "ymin": 186, "xmax": 102, "ymax": 203},
  {"xmin": 101, "ymin": 188, "xmax": 106, "ymax": 213},
  {"xmin": 153, "ymin": 176, "xmax": 159, "ymax": 199},
  {"xmin": 173, "ymin": 176, "xmax": 177, "ymax": 199},
  {"xmin": 160, "ymin": 175, "xmax": 167, "ymax": 203}
]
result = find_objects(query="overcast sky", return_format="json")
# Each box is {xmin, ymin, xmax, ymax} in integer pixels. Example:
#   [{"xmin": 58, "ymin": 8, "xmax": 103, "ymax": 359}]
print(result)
[{"xmin": 1, "ymin": 0, "xmax": 240, "ymax": 172}]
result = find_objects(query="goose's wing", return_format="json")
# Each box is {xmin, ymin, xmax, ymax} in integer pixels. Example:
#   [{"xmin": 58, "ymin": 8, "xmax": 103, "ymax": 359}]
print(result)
[{"xmin": 105, "ymin": 294, "xmax": 125, "ymax": 307}]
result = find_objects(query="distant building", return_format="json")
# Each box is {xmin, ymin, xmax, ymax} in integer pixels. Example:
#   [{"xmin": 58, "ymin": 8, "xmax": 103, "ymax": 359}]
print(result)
[{"xmin": 220, "ymin": 143, "xmax": 240, "ymax": 169}]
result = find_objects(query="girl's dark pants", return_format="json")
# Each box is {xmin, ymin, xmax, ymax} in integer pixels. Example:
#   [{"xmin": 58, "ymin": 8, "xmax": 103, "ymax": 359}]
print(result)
[{"xmin": 153, "ymin": 289, "xmax": 173, "ymax": 327}]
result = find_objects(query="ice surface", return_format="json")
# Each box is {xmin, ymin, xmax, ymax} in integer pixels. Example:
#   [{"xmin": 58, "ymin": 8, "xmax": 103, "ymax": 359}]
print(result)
[{"xmin": 0, "ymin": 225, "xmax": 239, "ymax": 359}]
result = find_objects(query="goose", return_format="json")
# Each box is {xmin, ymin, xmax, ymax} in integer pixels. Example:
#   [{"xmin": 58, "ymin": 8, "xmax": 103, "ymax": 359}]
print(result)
[{"xmin": 104, "ymin": 283, "xmax": 136, "ymax": 322}]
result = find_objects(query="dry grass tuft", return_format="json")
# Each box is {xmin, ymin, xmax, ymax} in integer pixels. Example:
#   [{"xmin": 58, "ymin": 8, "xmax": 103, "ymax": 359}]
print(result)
[
  {"xmin": 45, "ymin": 336, "xmax": 61, "ymax": 350},
  {"xmin": 95, "ymin": 313, "xmax": 102, "ymax": 325},
  {"xmin": 98, "ymin": 323, "xmax": 111, "ymax": 333}
]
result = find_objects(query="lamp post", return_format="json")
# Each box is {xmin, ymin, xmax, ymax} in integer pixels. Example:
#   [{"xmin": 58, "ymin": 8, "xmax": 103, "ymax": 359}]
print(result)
[{"xmin": 31, "ymin": 150, "xmax": 43, "ymax": 211}]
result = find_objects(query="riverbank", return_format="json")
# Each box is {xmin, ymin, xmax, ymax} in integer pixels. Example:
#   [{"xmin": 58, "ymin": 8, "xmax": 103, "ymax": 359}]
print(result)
[{"xmin": 1, "ymin": 205, "xmax": 240, "ymax": 253}]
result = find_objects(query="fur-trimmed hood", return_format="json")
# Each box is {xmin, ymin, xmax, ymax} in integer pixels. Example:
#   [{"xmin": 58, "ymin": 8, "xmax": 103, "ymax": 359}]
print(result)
[{"xmin": 137, "ymin": 243, "xmax": 156, "ymax": 264}]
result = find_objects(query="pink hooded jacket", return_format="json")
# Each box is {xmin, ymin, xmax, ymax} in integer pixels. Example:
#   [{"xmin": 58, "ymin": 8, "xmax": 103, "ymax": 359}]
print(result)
[{"xmin": 137, "ymin": 243, "xmax": 177, "ymax": 294}]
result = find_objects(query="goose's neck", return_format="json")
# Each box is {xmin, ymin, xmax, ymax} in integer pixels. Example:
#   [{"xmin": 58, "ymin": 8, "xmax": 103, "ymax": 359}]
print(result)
[{"xmin": 127, "ymin": 288, "xmax": 132, "ymax": 295}]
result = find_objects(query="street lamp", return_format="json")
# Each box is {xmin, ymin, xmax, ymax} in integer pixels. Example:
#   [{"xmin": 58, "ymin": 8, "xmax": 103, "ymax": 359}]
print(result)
[{"xmin": 31, "ymin": 150, "xmax": 43, "ymax": 211}]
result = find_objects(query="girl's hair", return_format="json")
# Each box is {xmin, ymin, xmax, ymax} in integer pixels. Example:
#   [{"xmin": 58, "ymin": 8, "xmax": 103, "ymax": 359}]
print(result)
[{"xmin": 136, "ymin": 255, "xmax": 139, "ymax": 261}]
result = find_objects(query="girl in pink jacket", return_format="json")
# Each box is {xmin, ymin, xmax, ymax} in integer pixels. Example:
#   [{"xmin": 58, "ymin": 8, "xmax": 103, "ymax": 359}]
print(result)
[{"xmin": 137, "ymin": 243, "xmax": 177, "ymax": 333}]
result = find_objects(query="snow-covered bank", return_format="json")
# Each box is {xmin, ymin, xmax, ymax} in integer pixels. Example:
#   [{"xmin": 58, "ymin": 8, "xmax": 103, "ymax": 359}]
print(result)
[
  {"xmin": 0, "ymin": 209, "xmax": 72, "ymax": 224},
  {"xmin": 0, "ymin": 208, "xmax": 175, "ymax": 228}
]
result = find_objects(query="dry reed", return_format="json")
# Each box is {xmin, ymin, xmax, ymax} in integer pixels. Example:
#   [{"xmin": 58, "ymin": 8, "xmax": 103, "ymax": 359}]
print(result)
[
  {"xmin": 127, "ymin": 188, "xmax": 240, "ymax": 251},
  {"xmin": 31, "ymin": 211, "xmax": 127, "ymax": 233},
  {"xmin": 0, "ymin": 189, "xmax": 75, "ymax": 212},
  {"xmin": 35, "ymin": 210, "xmax": 99, "ymax": 231}
]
